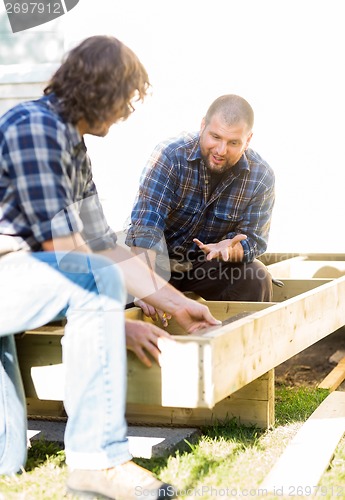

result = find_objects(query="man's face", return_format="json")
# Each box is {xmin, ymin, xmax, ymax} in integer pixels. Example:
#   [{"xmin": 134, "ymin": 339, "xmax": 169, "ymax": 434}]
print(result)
[
  {"xmin": 78, "ymin": 95, "xmax": 137, "ymax": 137},
  {"xmin": 77, "ymin": 112, "xmax": 122, "ymax": 138},
  {"xmin": 199, "ymin": 113, "xmax": 253, "ymax": 174},
  {"xmin": 86, "ymin": 116, "xmax": 118, "ymax": 137}
]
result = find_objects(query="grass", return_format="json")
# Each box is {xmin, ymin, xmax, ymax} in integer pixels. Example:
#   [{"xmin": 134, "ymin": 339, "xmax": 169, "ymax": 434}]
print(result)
[{"xmin": 1, "ymin": 386, "xmax": 344, "ymax": 499}]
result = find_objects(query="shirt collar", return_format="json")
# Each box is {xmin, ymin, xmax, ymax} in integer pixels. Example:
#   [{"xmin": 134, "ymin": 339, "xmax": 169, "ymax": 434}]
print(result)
[
  {"xmin": 233, "ymin": 152, "xmax": 250, "ymax": 173},
  {"xmin": 186, "ymin": 133, "xmax": 203, "ymax": 162},
  {"xmin": 40, "ymin": 93, "xmax": 84, "ymax": 152}
]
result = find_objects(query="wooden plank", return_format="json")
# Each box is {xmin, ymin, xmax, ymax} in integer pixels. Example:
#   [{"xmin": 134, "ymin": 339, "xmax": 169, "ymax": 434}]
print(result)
[
  {"xmin": 208, "ymin": 277, "xmax": 345, "ymax": 405},
  {"xmin": 16, "ymin": 274, "xmax": 345, "ymax": 429},
  {"xmin": 145, "ymin": 300, "xmax": 274, "ymax": 336},
  {"xmin": 17, "ymin": 302, "xmax": 273, "ymax": 407},
  {"xmin": 302, "ymin": 253, "xmax": 345, "ymax": 261},
  {"xmin": 269, "ymin": 260, "xmax": 345, "ymax": 279},
  {"xmin": 127, "ymin": 399, "xmax": 272, "ymax": 428},
  {"xmin": 26, "ymin": 398, "xmax": 65, "ymax": 418},
  {"xmin": 17, "ymin": 277, "xmax": 345, "ymax": 411},
  {"xmin": 15, "ymin": 334, "xmax": 63, "ymax": 399},
  {"xmin": 266, "ymin": 256, "xmax": 306, "ymax": 278},
  {"xmin": 294, "ymin": 260, "xmax": 345, "ymax": 278},
  {"xmin": 318, "ymin": 357, "xmax": 345, "ymax": 392},
  {"xmin": 261, "ymin": 391, "xmax": 345, "ymax": 492},
  {"xmin": 127, "ymin": 371, "xmax": 274, "ymax": 428},
  {"xmin": 23, "ymin": 370, "xmax": 274, "ymax": 428},
  {"xmin": 272, "ymin": 278, "xmax": 332, "ymax": 302},
  {"xmin": 262, "ymin": 252, "xmax": 345, "ymax": 265},
  {"xmin": 20, "ymin": 320, "xmax": 66, "ymax": 336},
  {"xmin": 230, "ymin": 370, "xmax": 273, "ymax": 400},
  {"xmin": 259, "ymin": 253, "xmax": 300, "ymax": 266}
]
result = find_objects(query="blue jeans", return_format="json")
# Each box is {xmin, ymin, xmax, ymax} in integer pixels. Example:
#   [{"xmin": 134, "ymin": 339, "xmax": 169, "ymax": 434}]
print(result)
[{"xmin": 0, "ymin": 251, "xmax": 132, "ymax": 475}]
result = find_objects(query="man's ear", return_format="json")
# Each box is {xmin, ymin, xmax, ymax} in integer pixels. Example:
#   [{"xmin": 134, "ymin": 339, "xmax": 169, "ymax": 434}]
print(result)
[
  {"xmin": 200, "ymin": 117, "xmax": 206, "ymax": 133},
  {"xmin": 245, "ymin": 132, "xmax": 253, "ymax": 150}
]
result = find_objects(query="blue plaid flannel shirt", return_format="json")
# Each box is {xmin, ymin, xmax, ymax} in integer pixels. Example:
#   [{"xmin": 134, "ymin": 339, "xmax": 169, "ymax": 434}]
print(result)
[
  {"xmin": 126, "ymin": 132, "xmax": 275, "ymax": 263},
  {"xmin": 0, "ymin": 94, "xmax": 116, "ymax": 252}
]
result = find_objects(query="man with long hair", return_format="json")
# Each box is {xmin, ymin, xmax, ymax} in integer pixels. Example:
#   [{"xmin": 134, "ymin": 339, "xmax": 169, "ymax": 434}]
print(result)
[{"xmin": 0, "ymin": 35, "xmax": 219, "ymax": 499}]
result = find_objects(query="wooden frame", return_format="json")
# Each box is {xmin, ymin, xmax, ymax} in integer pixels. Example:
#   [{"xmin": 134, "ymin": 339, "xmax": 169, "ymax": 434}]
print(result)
[{"xmin": 15, "ymin": 254, "xmax": 345, "ymax": 428}]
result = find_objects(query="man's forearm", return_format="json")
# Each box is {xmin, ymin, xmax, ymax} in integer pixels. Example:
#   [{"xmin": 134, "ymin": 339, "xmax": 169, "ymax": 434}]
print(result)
[
  {"xmin": 130, "ymin": 246, "xmax": 157, "ymax": 272},
  {"xmin": 99, "ymin": 245, "xmax": 186, "ymax": 315},
  {"xmin": 42, "ymin": 234, "xmax": 92, "ymax": 253},
  {"xmin": 43, "ymin": 235, "xmax": 186, "ymax": 315}
]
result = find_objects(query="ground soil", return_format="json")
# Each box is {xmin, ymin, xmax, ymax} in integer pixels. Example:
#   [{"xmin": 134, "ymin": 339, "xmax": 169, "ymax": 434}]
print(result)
[{"xmin": 275, "ymin": 327, "xmax": 345, "ymax": 389}]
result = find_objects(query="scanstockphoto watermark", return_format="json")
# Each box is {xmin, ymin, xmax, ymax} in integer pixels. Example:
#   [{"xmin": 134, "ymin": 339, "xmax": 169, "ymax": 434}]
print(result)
[
  {"xmin": 179, "ymin": 261, "xmax": 268, "ymax": 283},
  {"xmin": 135, "ymin": 484, "xmax": 345, "ymax": 497},
  {"xmin": 135, "ymin": 485, "xmax": 271, "ymax": 497},
  {"xmin": 3, "ymin": 0, "xmax": 80, "ymax": 33},
  {"xmin": 170, "ymin": 249, "xmax": 269, "ymax": 283}
]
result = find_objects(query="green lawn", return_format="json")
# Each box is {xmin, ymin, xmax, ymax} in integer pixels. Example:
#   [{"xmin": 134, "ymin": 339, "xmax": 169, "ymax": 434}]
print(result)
[{"xmin": 1, "ymin": 387, "xmax": 345, "ymax": 499}]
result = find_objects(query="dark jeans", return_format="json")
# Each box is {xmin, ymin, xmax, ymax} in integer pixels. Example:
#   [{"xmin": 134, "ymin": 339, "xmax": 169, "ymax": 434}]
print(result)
[{"xmin": 169, "ymin": 258, "xmax": 273, "ymax": 302}]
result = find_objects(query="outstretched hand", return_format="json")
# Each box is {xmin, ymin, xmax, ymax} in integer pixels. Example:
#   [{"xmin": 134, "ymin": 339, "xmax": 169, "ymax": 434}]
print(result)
[{"xmin": 193, "ymin": 234, "xmax": 247, "ymax": 261}]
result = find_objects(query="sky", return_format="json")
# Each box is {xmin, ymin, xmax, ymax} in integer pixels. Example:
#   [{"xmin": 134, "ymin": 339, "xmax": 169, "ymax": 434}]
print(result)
[{"xmin": 1, "ymin": 0, "xmax": 345, "ymax": 254}]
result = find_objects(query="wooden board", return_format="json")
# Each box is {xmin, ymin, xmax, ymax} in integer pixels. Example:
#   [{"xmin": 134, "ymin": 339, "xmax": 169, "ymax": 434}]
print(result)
[
  {"xmin": 261, "ymin": 391, "xmax": 345, "ymax": 492},
  {"xmin": 208, "ymin": 277, "xmax": 345, "ymax": 406},
  {"xmin": 16, "ymin": 277, "xmax": 345, "ymax": 410},
  {"xmin": 269, "ymin": 259, "xmax": 345, "ymax": 279},
  {"xmin": 272, "ymin": 278, "xmax": 332, "ymax": 302},
  {"xmin": 15, "ymin": 257, "xmax": 345, "ymax": 428},
  {"xmin": 127, "ymin": 370, "xmax": 274, "ymax": 428},
  {"xmin": 261, "ymin": 252, "xmax": 345, "ymax": 265},
  {"xmin": 266, "ymin": 256, "xmax": 307, "ymax": 277},
  {"xmin": 318, "ymin": 357, "xmax": 345, "ymax": 392}
]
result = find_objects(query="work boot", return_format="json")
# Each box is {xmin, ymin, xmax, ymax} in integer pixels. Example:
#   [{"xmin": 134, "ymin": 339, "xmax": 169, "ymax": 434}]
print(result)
[{"xmin": 66, "ymin": 460, "xmax": 177, "ymax": 499}]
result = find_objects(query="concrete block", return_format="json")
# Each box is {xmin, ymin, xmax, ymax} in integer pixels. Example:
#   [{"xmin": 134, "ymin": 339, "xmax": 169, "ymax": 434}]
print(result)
[{"xmin": 27, "ymin": 419, "xmax": 200, "ymax": 459}]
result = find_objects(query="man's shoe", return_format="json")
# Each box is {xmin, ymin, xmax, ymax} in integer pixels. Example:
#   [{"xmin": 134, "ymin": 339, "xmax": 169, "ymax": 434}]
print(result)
[{"xmin": 66, "ymin": 460, "xmax": 177, "ymax": 499}]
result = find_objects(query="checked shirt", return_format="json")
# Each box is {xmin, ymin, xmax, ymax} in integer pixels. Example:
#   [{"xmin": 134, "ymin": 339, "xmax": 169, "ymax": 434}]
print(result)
[
  {"xmin": 126, "ymin": 132, "xmax": 275, "ymax": 263},
  {"xmin": 0, "ymin": 94, "xmax": 116, "ymax": 252}
]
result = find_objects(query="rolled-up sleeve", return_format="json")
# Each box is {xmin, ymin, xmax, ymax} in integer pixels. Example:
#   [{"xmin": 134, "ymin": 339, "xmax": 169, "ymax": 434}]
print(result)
[{"xmin": 126, "ymin": 146, "xmax": 177, "ymax": 252}]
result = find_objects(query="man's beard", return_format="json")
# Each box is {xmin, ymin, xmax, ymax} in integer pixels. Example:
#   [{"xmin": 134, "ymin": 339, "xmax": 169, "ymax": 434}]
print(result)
[{"xmin": 202, "ymin": 154, "xmax": 232, "ymax": 174}]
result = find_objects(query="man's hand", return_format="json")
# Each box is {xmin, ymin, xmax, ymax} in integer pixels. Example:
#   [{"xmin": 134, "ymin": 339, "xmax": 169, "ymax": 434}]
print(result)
[
  {"xmin": 133, "ymin": 296, "xmax": 221, "ymax": 334},
  {"xmin": 172, "ymin": 298, "xmax": 221, "ymax": 334},
  {"xmin": 133, "ymin": 298, "xmax": 171, "ymax": 327},
  {"xmin": 125, "ymin": 319, "xmax": 174, "ymax": 367},
  {"xmin": 193, "ymin": 234, "xmax": 247, "ymax": 262}
]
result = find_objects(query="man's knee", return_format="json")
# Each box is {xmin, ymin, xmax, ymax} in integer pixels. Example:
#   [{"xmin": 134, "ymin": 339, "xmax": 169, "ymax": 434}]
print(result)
[
  {"xmin": 59, "ymin": 252, "xmax": 126, "ymax": 306},
  {"xmin": 217, "ymin": 260, "xmax": 272, "ymax": 302},
  {"xmin": 88, "ymin": 254, "xmax": 126, "ymax": 305},
  {"xmin": 244, "ymin": 260, "xmax": 272, "ymax": 301}
]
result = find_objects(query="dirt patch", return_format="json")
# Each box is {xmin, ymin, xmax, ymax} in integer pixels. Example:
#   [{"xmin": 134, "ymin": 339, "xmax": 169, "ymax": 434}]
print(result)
[{"xmin": 275, "ymin": 327, "xmax": 345, "ymax": 389}]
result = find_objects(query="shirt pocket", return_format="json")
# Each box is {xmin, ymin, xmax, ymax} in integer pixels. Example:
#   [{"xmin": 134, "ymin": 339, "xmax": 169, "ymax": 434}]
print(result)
[
  {"xmin": 214, "ymin": 193, "xmax": 250, "ymax": 223},
  {"xmin": 179, "ymin": 200, "xmax": 202, "ymax": 215},
  {"xmin": 214, "ymin": 207, "xmax": 242, "ymax": 223},
  {"xmin": 170, "ymin": 199, "xmax": 202, "ymax": 229}
]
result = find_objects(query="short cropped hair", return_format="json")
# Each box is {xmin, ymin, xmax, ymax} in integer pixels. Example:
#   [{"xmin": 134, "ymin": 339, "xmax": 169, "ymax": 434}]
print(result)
[
  {"xmin": 204, "ymin": 94, "xmax": 254, "ymax": 130},
  {"xmin": 44, "ymin": 35, "xmax": 150, "ymax": 126}
]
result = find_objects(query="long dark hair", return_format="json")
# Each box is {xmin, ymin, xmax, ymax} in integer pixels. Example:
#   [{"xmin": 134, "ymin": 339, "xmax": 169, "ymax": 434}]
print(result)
[{"xmin": 44, "ymin": 35, "xmax": 150, "ymax": 126}]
